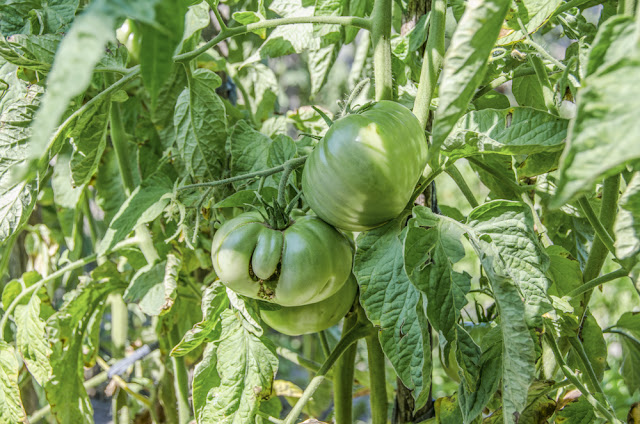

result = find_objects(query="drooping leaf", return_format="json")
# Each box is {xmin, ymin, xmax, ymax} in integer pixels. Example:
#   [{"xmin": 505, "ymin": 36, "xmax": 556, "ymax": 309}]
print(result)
[
  {"xmin": 171, "ymin": 283, "xmax": 229, "ymax": 357},
  {"xmin": 614, "ymin": 172, "xmax": 640, "ymax": 260},
  {"xmin": 467, "ymin": 201, "xmax": 553, "ymax": 323},
  {"xmin": 429, "ymin": 0, "xmax": 512, "ymax": 166},
  {"xmin": 552, "ymin": 16, "xmax": 640, "ymax": 206},
  {"xmin": 0, "ymin": 341, "xmax": 25, "ymax": 423},
  {"xmin": 138, "ymin": 0, "xmax": 190, "ymax": 107},
  {"xmin": 192, "ymin": 310, "xmax": 278, "ymax": 423},
  {"xmin": 15, "ymin": 295, "xmax": 52, "ymax": 386},
  {"xmin": 497, "ymin": 0, "xmax": 564, "ymax": 45},
  {"xmin": 69, "ymin": 99, "xmax": 111, "ymax": 186},
  {"xmin": 0, "ymin": 59, "xmax": 42, "ymax": 244},
  {"xmin": 45, "ymin": 269, "xmax": 126, "ymax": 424},
  {"xmin": 354, "ymin": 217, "xmax": 432, "ymax": 409},
  {"xmin": 124, "ymin": 252, "xmax": 180, "ymax": 316},
  {"xmin": 97, "ymin": 169, "xmax": 174, "ymax": 255},
  {"xmin": 174, "ymin": 68, "xmax": 227, "ymax": 181}
]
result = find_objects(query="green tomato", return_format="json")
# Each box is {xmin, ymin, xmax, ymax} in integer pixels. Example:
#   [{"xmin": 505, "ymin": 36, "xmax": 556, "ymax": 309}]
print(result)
[
  {"xmin": 302, "ymin": 101, "xmax": 428, "ymax": 232},
  {"xmin": 261, "ymin": 274, "xmax": 358, "ymax": 336},
  {"xmin": 116, "ymin": 19, "xmax": 141, "ymax": 64},
  {"xmin": 211, "ymin": 211, "xmax": 353, "ymax": 306},
  {"xmin": 440, "ymin": 322, "xmax": 492, "ymax": 382}
]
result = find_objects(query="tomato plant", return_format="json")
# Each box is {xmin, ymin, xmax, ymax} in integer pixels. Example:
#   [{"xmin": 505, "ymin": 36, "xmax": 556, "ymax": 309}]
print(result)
[
  {"xmin": 1, "ymin": 0, "xmax": 640, "ymax": 423},
  {"xmin": 302, "ymin": 100, "xmax": 428, "ymax": 231}
]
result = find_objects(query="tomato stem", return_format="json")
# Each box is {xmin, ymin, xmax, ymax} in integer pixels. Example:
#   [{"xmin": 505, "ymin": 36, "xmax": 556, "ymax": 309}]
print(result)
[
  {"xmin": 413, "ymin": 0, "xmax": 447, "ymax": 129},
  {"xmin": 178, "ymin": 156, "xmax": 307, "ymax": 192},
  {"xmin": 445, "ymin": 164, "xmax": 478, "ymax": 209},
  {"xmin": 174, "ymin": 16, "xmax": 372, "ymax": 64},
  {"xmin": 333, "ymin": 313, "xmax": 358, "ymax": 423},
  {"xmin": 366, "ymin": 333, "xmax": 388, "ymax": 424},
  {"xmin": 566, "ymin": 267, "xmax": 629, "ymax": 300},
  {"xmin": 282, "ymin": 323, "xmax": 375, "ymax": 424},
  {"xmin": 371, "ymin": 0, "xmax": 393, "ymax": 101}
]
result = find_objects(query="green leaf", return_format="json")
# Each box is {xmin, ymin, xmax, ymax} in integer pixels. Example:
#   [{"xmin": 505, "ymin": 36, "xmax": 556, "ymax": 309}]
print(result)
[
  {"xmin": 0, "ymin": 33, "xmax": 61, "ymax": 72},
  {"xmin": 354, "ymin": 218, "xmax": 432, "ymax": 409},
  {"xmin": 345, "ymin": 0, "xmax": 367, "ymax": 44},
  {"xmin": 232, "ymin": 11, "xmax": 267, "ymax": 38},
  {"xmin": 434, "ymin": 394, "xmax": 463, "ymax": 423},
  {"xmin": 546, "ymin": 245, "xmax": 583, "ymax": 311},
  {"xmin": 458, "ymin": 326, "xmax": 503, "ymax": 423},
  {"xmin": 512, "ymin": 75, "xmax": 546, "ymax": 110},
  {"xmin": 0, "ymin": 341, "xmax": 24, "ymax": 423},
  {"xmin": 94, "ymin": 149, "xmax": 126, "ymax": 226},
  {"xmin": 97, "ymin": 170, "xmax": 174, "ymax": 255},
  {"xmin": 308, "ymin": 43, "xmax": 341, "ymax": 98},
  {"xmin": 614, "ymin": 172, "xmax": 640, "ymax": 260},
  {"xmin": 171, "ymin": 283, "xmax": 229, "ymax": 357},
  {"xmin": 174, "ymin": 68, "xmax": 227, "ymax": 181},
  {"xmin": 313, "ymin": 0, "xmax": 343, "ymax": 45},
  {"xmin": 229, "ymin": 120, "xmax": 274, "ymax": 190},
  {"xmin": 552, "ymin": 16, "xmax": 640, "ymax": 207},
  {"xmin": 567, "ymin": 314, "xmax": 606, "ymax": 383},
  {"xmin": 139, "ymin": 0, "xmax": 189, "ymax": 107},
  {"xmin": 45, "ymin": 272, "xmax": 126, "ymax": 424},
  {"xmin": 442, "ymin": 107, "xmax": 568, "ymax": 160},
  {"xmin": 0, "ymin": 0, "xmax": 79, "ymax": 35},
  {"xmin": 467, "ymin": 201, "xmax": 553, "ymax": 323},
  {"xmin": 27, "ymin": 5, "xmax": 117, "ymax": 165},
  {"xmin": 497, "ymin": 0, "xmax": 563, "ymax": 45},
  {"xmin": 405, "ymin": 208, "xmax": 469, "ymax": 347},
  {"xmin": 485, "ymin": 380, "xmax": 556, "ymax": 424},
  {"xmin": 429, "ymin": 0, "xmax": 512, "ymax": 166},
  {"xmin": 69, "ymin": 99, "xmax": 111, "ymax": 186},
  {"xmin": 0, "ymin": 60, "xmax": 42, "ymax": 244},
  {"xmin": 15, "ymin": 295, "xmax": 52, "ymax": 386},
  {"xmin": 192, "ymin": 310, "xmax": 278, "ymax": 424},
  {"xmin": 123, "ymin": 253, "xmax": 181, "ymax": 316},
  {"xmin": 555, "ymin": 396, "xmax": 596, "ymax": 423}
]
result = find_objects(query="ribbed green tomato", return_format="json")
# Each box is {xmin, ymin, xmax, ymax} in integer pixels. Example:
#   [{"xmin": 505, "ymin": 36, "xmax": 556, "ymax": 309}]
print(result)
[
  {"xmin": 211, "ymin": 212, "xmax": 353, "ymax": 306},
  {"xmin": 261, "ymin": 274, "xmax": 357, "ymax": 335},
  {"xmin": 302, "ymin": 101, "xmax": 428, "ymax": 232}
]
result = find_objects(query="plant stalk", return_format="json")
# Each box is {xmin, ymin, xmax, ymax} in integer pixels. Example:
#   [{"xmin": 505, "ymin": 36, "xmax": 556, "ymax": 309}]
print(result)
[
  {"xmin": 366, "ymin": 333, "xmax": 388, "ymax": 424},
  {"xmin": 370, "ymin": 0, "xmax": 393, "ymax": 101},
  {"xmin": 413, "ymin": 0, "xmax": 447, "ymax": 128},
  {"xmin": 179, "ymin": 157, "xmax": 307, "ymax": 192},
  {"xmin": 333, "ymin": 313, "xmax": 358, "ymax": 424},
  {"xmin": 283, "ymin": 324, "xmax": 374, "ymax": 424},
  {"xmin": 174, "ymin": 16, "xmax": 371, "ymax": 63},
  {"xmin": 446, "ymin": 164, "xmax": 478, "ymax": 208},
  {"xmin": 566, "ymin": 267, "xmax": 629, "ymax": 299}
]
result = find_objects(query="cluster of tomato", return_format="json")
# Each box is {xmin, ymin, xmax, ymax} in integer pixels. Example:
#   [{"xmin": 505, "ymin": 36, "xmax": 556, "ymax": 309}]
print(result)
[{"xmin": 211, "ymin": 101, "xmax": 428, "ymax": 335}]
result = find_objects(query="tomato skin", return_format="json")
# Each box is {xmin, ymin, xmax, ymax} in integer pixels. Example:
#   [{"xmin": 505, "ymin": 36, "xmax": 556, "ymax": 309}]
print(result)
[
  {"xmin": 302, "ymin": 101, "xmax": 428, "ymax": 232},
  {"xmin": 261, "ymin": 274, "xmax": 357, "ymax": 335},
  {"xmin": 211, "ymin": 212, "xmax": 353, "ymax": 306}
]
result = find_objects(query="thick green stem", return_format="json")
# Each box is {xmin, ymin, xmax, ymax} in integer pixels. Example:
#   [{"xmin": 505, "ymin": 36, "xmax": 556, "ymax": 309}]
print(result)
[
  {"xmin": 172, "ymin": 356, "xmax": 191, "ymax": 423},
  {"xmin": 580, "ymin": 175, "xmax": 620, "ymax": 284},
  {"xmin": 544, "ymin": 332, "xmax": 620, "ymax": 423},
  {"xmin": 179, "ymin": 157, "xmax": 307, "ymax": 192},
  {"xmin": 333, "ymin": 314, "xmax": 358, "ymax": 424},
  {"xmin": 319, "ymin": 331, "xmax": 331, "ymax": 358},
  {"xmin": 567, "ymin": 268, "xmax": 629, "ymax": 299},
  {"xmin": 109, "ymin": 295, "xmax": 128, "ymax": 358},
  {"xmin": 109, "ymin": 96, "xmax": 135, "ymax": 196},
  {"xmin": 366, "ymin": 333, "xmax": 388, "ymax": 424},
  {"xmin": 413, "ymin": 0, "xmax": 447, "ymax": 128},
  {"xmin": 283, "ymin": 324, "xmax": 374, "ymax": 424},
  {"xmin": 175, "ymin": 16, "xmax": 371, "ymax": 63},
  {"xmin": 446, "ymin": 164, "xmax": 478, "ymax": 208},
  {"xmin": 277, "ymin": 161, "xmax": 296, "ymax": 208},
  {"xmin": 370, "ymin": 0, "xmax": 393, "ymax": 101},
  {"xmin": 618, "ymin": 0, "xmax": 639, "ymax": 15},
  {"xmin": 567, "ymin": 336, "xmax": 610, "ymax": 404}
]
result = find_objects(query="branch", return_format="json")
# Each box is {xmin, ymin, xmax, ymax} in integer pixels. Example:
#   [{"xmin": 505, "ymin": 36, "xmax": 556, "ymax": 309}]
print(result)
[
  {"xmin": 446, "ymin": 164, "xmax": 478, "ymax": 208},
  {"xmin": 178, "ymin": 156, "xmax": 307, "ymax": 192},
  {"xmin": 566, "ymin": 268, "xmax": 629, "ymax": 299},
  {"xmin": 174, "ymin": 16, "xmax": 371, "ymax": 63},
  {"xmin": 370, "ymin": 0, "xmax": 393, "ymax": 101}
]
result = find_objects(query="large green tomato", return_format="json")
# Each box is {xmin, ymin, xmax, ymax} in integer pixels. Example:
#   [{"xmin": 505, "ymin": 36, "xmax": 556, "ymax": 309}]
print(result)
[
  {"xmin": 261, "ymin": 274, "xmax": 358, "ymax": 335},
  {"xmin": 211, "ymin": 211, "xmax": 353, "ymax": 306},
  {"xmin": 302, "ymin": 101, "xmax": 428, "ymax": 232}
]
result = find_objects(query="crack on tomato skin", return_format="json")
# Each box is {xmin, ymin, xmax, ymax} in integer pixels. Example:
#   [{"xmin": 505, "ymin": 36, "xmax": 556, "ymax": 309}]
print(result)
[{"xmin": 256, "ymin": 262, "xmax": 281, "ymax": 301}]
